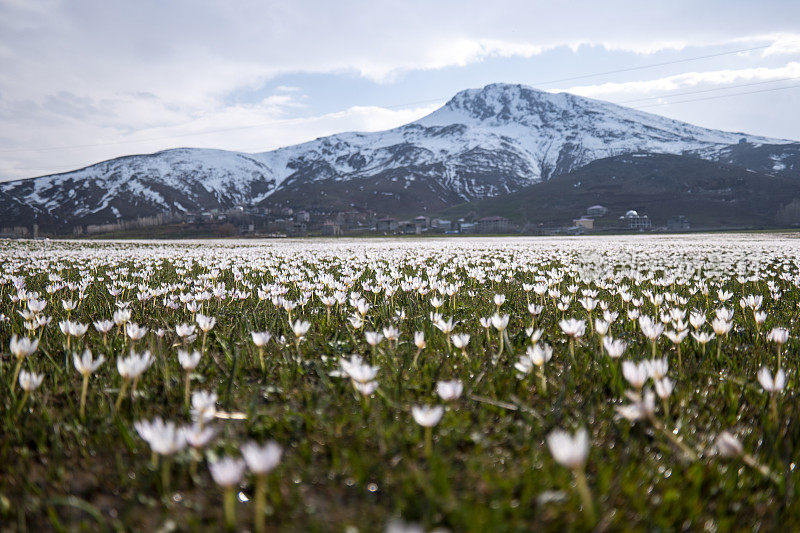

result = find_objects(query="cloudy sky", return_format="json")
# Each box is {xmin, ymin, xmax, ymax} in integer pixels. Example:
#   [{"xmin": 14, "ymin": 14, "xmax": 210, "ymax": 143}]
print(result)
[{"xmin": 1, "ymin": 0, "xmax": 800, "ymax": 181}]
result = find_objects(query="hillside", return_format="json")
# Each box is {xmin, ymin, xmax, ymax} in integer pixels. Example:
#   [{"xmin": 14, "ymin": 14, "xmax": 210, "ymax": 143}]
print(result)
[{"xmin": 443, "ymin": 153, "xmax": 800, "ymax": 229}]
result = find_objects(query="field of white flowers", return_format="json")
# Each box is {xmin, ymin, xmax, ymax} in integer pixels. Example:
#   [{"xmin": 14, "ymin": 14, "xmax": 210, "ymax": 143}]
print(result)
[{"xmin": 2, "ymin": 234, "xmax": 800, "ymax": 531}]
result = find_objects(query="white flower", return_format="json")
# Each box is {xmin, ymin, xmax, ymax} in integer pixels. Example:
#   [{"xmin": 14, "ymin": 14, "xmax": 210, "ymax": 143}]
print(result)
[
  {"xmin": 191, "ymin": 390, "xmax": 218, "ymax": 422},
  {"xmin": 711, "ymin": 318, "xmax": 732, "ymax": 336},
  {"xmin": 527, "ymin": 343, "xmax": 553, "ymax": 366},
  {"xmin": 691, "ymin": 331, "xmax": 715, "ymax": 344},
  {"xmin": 365, "ymin": 331, "xmax": 384, "ymax": 346},
  {"xmin": 715, "ymin": 431, "xmax": 743, "ymax": 458},
  {"xmin": 125, "ymin": 323, "xmax": 148, "ymax": 341},
  {"xmin": 241, "ymin": 441, "xmax": 283, "ymax": 475},
  {"xmin": 185, "ymin": 424, "xmax": 216, "ymax": 448},
  {"xmin": 74, "ymin": 349, "xmax": 105, "ymax": 376},
  {"xmin": 19, "ymin": 370, "xmax": 44, "ymax": 392},
  {"xmin": 491, "ymin": 313, "xmax": 510, "ymax": 332},
  {"xmin": 493, "ymin": 294, "xmax": 506, "ymax": 307},
  {"xmin": 209, "ymin": 456, "xmax": 246, "ymax": 488},
  {"xmin": 94, "ymin": 320, "xmax": 114, "ymax": 334},
  {"xmin": 603, "ymin": 337, "xmax": 626, "ymax": 358},
  {"xmin": 10, "ymin": 334, "xmax": 39, "ymax": 359},
  {"xmin": 178, "ymin": 349, "xmax": 202, "ymax": 370},
  {"xmin": 559, "ymin": 318, "xmax": 586, "ymax": 338},
  {"xmin": 622, "ymin": 360, "xmax": 649, "ymax": 389},
  {"xmin": 414, "ymin": 331, "xmax": 426, "ymax": 350},
  {"xmin": 616, "ymin": 390, "xmax": 656, "ymax": 421},
  {"xmin": 594, "ymin": 319, "xmax": 610, "ymax": 336},
  {"xmin": 113, "ymin": 309, "xmax": 131, "ymax": 326},
  {"xmin": 436, "ymin": 380, "xmax": 463, "ymax": 401},
  {"xmin": 196, "ymin": 314, "xmax": 217, "ymax": 332},
  {"xmin": 291, "ymin": 319, "xmax": 311, "ymax": 338},
  {"xmin": 654, "ymin": 377, "xmax": 674, "ymax": 399},
  {"xmin": 452, "ymin": 333, "xmax": 470, "ymax": 350},
  {"xmin": 251, "ymin": 331, "xmax": 272, "ymax": 346},
  {"xmin": 135, "ymin": 417, "xmax": 187, "ymax": 456},
  {"xmin": 382, "ymin": 326, "xmax": 400, "ymax": 342},
  {"xmin": 757, "ymin": 367, "xmax": 786, "ymax": 392},
  {"xmin": 411, "ymin": 405, "xmax": 444, "ymax": 427},
  {"xmin": 547, "ymin": 427, "xmax": 590, "ymax": 470},
  {"xmin": 175, "ymin": 323, "xmax": 196, "ymax": 337},
  {"xmin": 767, "ymin": 327, "xmax": 789, "ymax": 345},
  {"xmin": 117, "ymin": 350, "xmax": 153, "ymax": 379},
  {"xmin": 340, "ymin": 355, "xmax": 379, "ymax": 383},
  {"xmin": 646, "ymin": 358, "xmax": 668, "ymax": 380},
  {"xmin": 353, "ymin": 380, "xmax": 379, "ymax": 396}
]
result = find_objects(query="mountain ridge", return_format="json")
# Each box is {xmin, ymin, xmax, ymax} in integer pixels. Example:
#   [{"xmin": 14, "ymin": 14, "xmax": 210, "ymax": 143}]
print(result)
[{"xmin": 1, "ymin": 83, "xmax": 798, "ymax": 231}]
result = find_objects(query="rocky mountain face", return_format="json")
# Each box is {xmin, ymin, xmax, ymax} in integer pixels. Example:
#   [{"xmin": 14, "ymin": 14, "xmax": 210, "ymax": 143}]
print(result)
[{"xmin": 1, "ymin": 83, "xmax": 798, "ymax": 231}]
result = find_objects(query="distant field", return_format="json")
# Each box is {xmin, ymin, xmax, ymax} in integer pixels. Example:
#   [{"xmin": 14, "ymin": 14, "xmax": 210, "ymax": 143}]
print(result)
[{"xmin": 2, "ymin": 234, "xmax": 799, "ymax": 531}]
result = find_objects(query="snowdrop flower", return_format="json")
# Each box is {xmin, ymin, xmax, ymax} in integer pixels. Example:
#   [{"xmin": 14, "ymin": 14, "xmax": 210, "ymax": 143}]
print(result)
[
  {"xmin": 175, "ymin": 323, "xmax": 196, "ymax": 338},
  {"xmin": 622, "ymin": 361, "xmax": 649, "ymax": 389},
  {"xmin": 340, "ymin": 354, "xmax": 379, "ymax": 384},
  {"xmin": 452, "ymin": 333, "xmax": 470, "ymax": 357},
  {"xmin": 353, "ymin": 380, "xmax": 379, "ymax": 396},
  {"xmin": 603, "ymin": 337, "xmax": 626, "ymax": 359},
  {"xmin": 291, "ymin": 319, "xmax": 311, "ymax": 338},
  {"xmin": 412, "ymin": 404, "xmax": 444, "ymax": 458},
  {"xmin": 436, "ymin": 380, "xmax": 463, "ymax": 401},
  {"xmin": 348, "ymin": 315, "xmax": 364, "ymax": 330},
  {"xmin": 251, "ymin": 331, "xmax": 271, "ymax": 371},
  {"xmin": 414, "ymin": 331, "xmax": 426, "ymax": 350},
  {"xmin": 113, "ymin": 308, "xmax": 131, "ymax": 326},
  {"xmin": 689, "ymin": 311, "xmax": 706, "ymax": 330},
  {"xmin": 178, "ymin": 349, "xmax": 201, "ymax": 371},
  {"xmin": 493, "ymin": 293, "xmax": 506, "ymax": 307},
  {"xmin": 196, "ymin": 313, "xmax": 216, "ymax": 332},
  {"xmin": 491, "ymin": 313, "xmax": 510, "ymax": 332},
  {"xmin": 74, "ymin": 348, "xmax": 104, "ymax": 419},
  {"xmin": 10, "ymin": 334, "xmax": 39, "ymax": 386},
  {"xmin": 547, "ymin": 427, "xmax": 594, "ymax": 521},
  {"xmin": 559, "ymin": 318, "xmax": 585, "ymax": 338},
  {"xmin": 94, "ymin": 319, "xmax": 114, "ymax": 334},
  {"xmin": 616, "ymin": 389, "xmax": 656, "ymax": 422},
  {"xmin": 210, "ymin": 456, "xmax": 246, "ymax": 529},
  {"xmin": 185, "ymin": 424, "xmax": 216, "ymax": 449},
  {"xmin": 715, "ymin": 431, "xmax": 743, "ymax": 458},
  {"xmin": 191, "ymin": 390, "xmax": 218, "ymax": 425},
  {"xmin": 241, "ymin": 440, "xmax": 283, "ymax": 532},
  {"xmin": 646, "ymin": 358, "xmax": 668, "ymax": 380},
  {"xmin": 411, "ymin": 405, "xmax": 444, "ymax": 427},
  {"xmin": 654, "ymin": 377, "xmax": 674, "ymax": 399},
  {"xmin": 125, "ymin": 322, "xmax": 148, "ymax": 342},
  {"xmin": 241, "ymin": 441, "xmax": 283, "ymax": 475},
  {"xmin": 178, "ymin": 349, "xmax": 202, "ymax": 405},
  {"xmin": 383, "ymin": 325, "xmax": 400, "ymax": 343},
  {"xmin": 757, "ymin": 367, "xmax": 786, "ymax": 393},
  {"xmin": 19, "ymin": 370, "xmax": 44, "ymax": 392},
  {"xmin": 365, "ymin": 331, "xmax": 384, "ymax": 347},
  {"xmin": 547, "ymin": 427, "xmax": 589, "ymax": 470},
  {"xmin": 767, "ymin": 327, "xmax": 789, "ymax": 368},
  {"xmin": 711, "ymin": 318, "xmax": 732, "ymax": 336}
]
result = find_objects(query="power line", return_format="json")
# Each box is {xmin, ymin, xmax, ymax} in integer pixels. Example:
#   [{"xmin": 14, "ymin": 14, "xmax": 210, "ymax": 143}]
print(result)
[
  {"xmin": 614, "ymin": 76, "xmax": 800, "ymax": 104},
  {"xmin": 632, "ymin": 82, "xmax": 800, "ymax": 109},
  {"xmin": 1, "ymin": 42, "xmax": 794, "ymax": 155}
]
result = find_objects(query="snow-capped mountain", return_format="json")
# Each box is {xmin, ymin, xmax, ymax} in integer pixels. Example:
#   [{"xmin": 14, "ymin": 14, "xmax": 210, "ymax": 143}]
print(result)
[{"xmin": 1, "ymin": 83, "xmax": 797, "ymax": 229}]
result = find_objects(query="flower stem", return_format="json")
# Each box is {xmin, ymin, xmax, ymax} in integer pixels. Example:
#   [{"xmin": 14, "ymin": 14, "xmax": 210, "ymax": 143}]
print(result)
[
  {"xmin": 254, "ymin": 474, "xmax": 267, "ymax": 533},
  {"xmin": 115, "ymin": 378, "xmax": 129, "ymax": 410},
  {"xmin": 424, "ymin": 426, "xmax": 433, "ymax": 459},
  {"xmin": 224, "ymin": 487, "xmax": 236, "ymax": 530},
  {"xmin": 573, "ymin": 467, "xmax": 595, "ymax": 524},
  {"xmin": 79, "ymin": 374, "xmax": 89, "ymax": 420}
]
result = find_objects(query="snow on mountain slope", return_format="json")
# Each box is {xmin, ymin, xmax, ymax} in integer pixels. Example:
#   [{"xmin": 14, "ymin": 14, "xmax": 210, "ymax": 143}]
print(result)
[{"xmin": 1, "ymin": 83, "xmax": 796, "ymax": 229}]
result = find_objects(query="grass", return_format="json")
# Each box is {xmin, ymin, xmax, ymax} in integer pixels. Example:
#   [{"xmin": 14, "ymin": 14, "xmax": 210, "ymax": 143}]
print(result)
[{"xmin": 1, "ymin": 234, "xmax": 799, "ymax": 531}]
